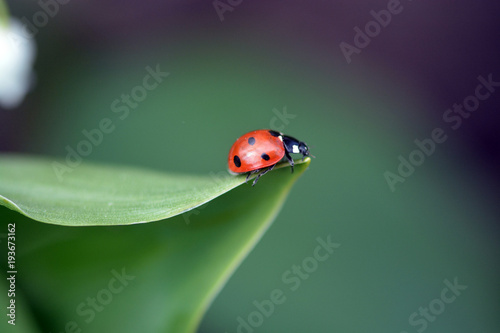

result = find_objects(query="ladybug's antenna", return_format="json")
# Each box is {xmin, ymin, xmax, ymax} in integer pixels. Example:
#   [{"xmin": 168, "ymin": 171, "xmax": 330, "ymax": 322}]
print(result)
[{"xmin": 307, "ymin": 144, "xmax": 316, "ymax": 158}]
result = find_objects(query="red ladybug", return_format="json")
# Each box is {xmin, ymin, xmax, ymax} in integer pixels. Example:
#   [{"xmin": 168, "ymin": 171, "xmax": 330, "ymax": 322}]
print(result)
[{"xmin": 228, "ymin": 129, "xmax": 311, "ymax": 186}]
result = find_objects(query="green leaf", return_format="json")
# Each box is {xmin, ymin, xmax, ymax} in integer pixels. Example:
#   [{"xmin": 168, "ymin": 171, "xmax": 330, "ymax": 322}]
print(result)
[
  {"xmin": 0, "ymin": 154, "xmax": 310, "ymax": 333},
  {"xmin": 0, "ymin": 154, "xmax": 309, "ymax": 226}
]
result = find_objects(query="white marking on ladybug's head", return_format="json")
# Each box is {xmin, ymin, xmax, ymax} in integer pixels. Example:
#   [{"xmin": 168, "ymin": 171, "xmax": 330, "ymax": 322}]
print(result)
[
  {"xmin": 278, "ymin": 135, "xmax": 283, "ymax": 142},
  {"xmin": 292, "ymin": 145, "xmax": 300, "ymax": 154}
]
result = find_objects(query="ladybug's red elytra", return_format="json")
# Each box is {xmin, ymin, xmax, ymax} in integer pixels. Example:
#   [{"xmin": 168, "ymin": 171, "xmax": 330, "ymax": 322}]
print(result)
[{"xmin": 228, "ymin": 129, "xmax": 311, "ymax": 186}]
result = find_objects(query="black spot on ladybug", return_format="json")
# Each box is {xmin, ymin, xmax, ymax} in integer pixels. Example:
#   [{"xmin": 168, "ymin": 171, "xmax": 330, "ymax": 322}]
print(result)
[
  {"xmin": 233, "ymin": 155, "xmax": 241, "ymax": 168},
  {"xmin": 248, "ymin": 137, "xmax": 256, "ymax": 145},
  {"xmin": 261, "ymin": 153, "xmax": 270, "ymax": 161},
  {"xmin": 269, "ymin": 130, "xmax": 280, "ymax": 137}
]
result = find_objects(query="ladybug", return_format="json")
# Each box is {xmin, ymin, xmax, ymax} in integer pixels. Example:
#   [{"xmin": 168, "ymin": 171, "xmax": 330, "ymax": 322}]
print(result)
[{"xmin": 228, "ymin": 129, "xmax": 311, "ymax": 186}]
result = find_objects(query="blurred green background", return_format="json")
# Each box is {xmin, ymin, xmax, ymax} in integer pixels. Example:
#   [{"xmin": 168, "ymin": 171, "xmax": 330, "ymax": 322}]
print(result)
[{"xmin": 1, "ymin": 1, "xmax": 499, "ymax": 332}]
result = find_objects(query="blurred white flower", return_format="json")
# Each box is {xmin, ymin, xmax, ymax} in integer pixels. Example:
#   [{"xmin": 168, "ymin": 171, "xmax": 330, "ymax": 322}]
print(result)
[{"xmin": 0, "ymin": 19, "xmax": 36, "ymax": 109}]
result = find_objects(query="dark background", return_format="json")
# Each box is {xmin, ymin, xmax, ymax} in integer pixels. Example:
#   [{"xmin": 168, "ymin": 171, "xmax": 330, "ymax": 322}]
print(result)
[{"xmin": 1, "ymin": 1, "xmax": 499, "ymax": 332}]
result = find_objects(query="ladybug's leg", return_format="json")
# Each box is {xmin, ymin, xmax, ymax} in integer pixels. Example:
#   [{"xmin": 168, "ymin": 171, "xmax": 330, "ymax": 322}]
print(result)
[
  {"xmin": 252, "ymin": 164, "xmax": 276, "ymax": 186},
  {"xmin": 284, "ymin": 150, "xmax": 294, "ymax": 173},
  {"xmin": 245, "ymin": 169, "xmax": 260, "ymax": 183}
]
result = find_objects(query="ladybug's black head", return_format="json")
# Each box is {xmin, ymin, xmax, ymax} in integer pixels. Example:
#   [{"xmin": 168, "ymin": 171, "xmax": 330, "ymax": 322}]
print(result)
[
  {"xmin": 282, "ymin": 135, "xmax": 311, "ymax": 159},
  {"xmin": 298, "ymin": 141, "xmax": 310, "ymax": 157}
]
